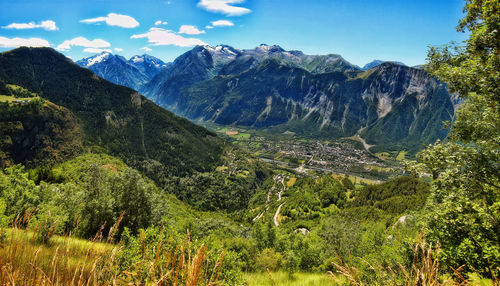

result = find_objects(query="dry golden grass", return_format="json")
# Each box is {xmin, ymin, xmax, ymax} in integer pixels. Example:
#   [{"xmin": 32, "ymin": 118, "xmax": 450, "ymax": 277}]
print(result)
[
  {"xmin": 328, "ymin": 232, "xmax": 498, "ymax": 286},
  {"xmin": 0, "ymin": 213, "xmax": 225, "ymax": 286}
]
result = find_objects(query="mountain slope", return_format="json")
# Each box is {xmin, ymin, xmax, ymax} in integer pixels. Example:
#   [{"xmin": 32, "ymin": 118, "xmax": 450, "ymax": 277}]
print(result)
[
  {"xmin": 141, "ymin": 44, "xmax": 360, "ymax": 110},
  {"xmin": 128, "ymin": 54, "xmax": 169, "ymax": 79},
  {"xmin": 0, "ymin": 47, "xmax": 269, "ymax": 211},
  {"xmin": 0, "ymin": 97, "xmax": 83, "ymax": 168},
  {"xmin": 0, "ymin": 47, "xmax": 224, "ymax": 175},
  {"xmin": 175, "ymin": 60, "xmax": 454, "ymax": 154},
  {"xmin": 362, "ymin": 60, "xmax": 406, "ymax": 70},
  {"xmin": 141, "ymin": 45, "xmax": 240, "ymax": 109},
  {"xmin": 77, "ymin": 52, "xmax": 167, "ymax": 90}
]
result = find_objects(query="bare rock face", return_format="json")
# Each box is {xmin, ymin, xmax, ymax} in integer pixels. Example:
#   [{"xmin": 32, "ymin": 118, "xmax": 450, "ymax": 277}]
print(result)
[
  {"xmin": 294, "ymin": 228, "xmax": 310, "ymax": 235},
  {"xmin": 138, "ymin": 45, "xmax": 454, "ymax": 154}
]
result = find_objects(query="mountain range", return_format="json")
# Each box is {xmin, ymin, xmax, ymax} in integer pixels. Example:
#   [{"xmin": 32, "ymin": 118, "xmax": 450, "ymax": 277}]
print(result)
[
  {"xmin": 0, "ymin": 48, "xmax": 268, "ymax": 212},
  {"xmin": 77, "ymin": 44, "xmax": 456, "ymax": 154},
  {"xmin": 77, "ymin": 53, "xmax": 169, "ymax": 91},
  {"xmin": 361, "ymin": 60, "xmax": 406, "ymax": 70}
]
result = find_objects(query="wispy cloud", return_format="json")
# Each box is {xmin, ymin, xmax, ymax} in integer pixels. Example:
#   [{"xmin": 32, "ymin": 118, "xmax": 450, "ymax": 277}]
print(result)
[
  {"xmin": 141, "ymin": 47, "xmax": 152, "ymax": 52},
  {"xmin": 0, "ymin": 36, "xmax": 50, "ymax": 48},
  {"xmin": 3, "ymin": 20, "xmax": 58, "ymax": 31},
  {"xmin": 114, "ymin": 48, "xmax": 123, "ymax": 52},
  {"xmin": 81, "ymin": 13, "xmax": 139, "ymax": 28},
  {"xmin": 197, "ymin": 0, "xmax": 251, "ymax": 16},
  {"xmin": 131, "ymin": 28, "xmax": 206, "ymax": 47},
  {"xmin": 83, "ymin": 48, "xmax": 112, "ymax": 53},
  {"xmin": 178, "ymin": 25, "xmax": 205, "ymax": 35},
  {"xmin": 211, "ymin": 20, "xmax": 234, "ymax": 27},
  {"xmin": 154, "ymin": 20, "xmax": 168, "ymax": 26},
  {"xmin": 57, "ymin": 37, "xmax": 111, "ymax": 51}
]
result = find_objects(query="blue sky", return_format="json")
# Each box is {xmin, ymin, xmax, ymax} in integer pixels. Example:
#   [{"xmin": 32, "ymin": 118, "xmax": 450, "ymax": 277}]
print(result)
[{"xmin": 0, "ymin": 0, "xmax": 467, "ymax": 66}]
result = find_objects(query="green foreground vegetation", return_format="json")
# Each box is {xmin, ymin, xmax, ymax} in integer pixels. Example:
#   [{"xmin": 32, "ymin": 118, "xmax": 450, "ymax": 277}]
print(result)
[{"xmin": 244, "ymin": 271, "xmax": 336, "ymax": 286}]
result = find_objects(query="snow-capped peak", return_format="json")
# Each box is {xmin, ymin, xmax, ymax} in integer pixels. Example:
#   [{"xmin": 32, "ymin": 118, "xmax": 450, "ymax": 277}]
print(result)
[
  {"xmin": 131, "ymin": 55, "xmax": 144, "ymax": 63},
  {"xmin": 255, "ymin": 44, "xmax": 285, "ymax": 53},
  {"xmin": 85, "ymin": 52, "xmax": 112, "ymax": 67},
  {"xmin": 202, "ymin": 45, "xmax": 240, "ymax": 57}
]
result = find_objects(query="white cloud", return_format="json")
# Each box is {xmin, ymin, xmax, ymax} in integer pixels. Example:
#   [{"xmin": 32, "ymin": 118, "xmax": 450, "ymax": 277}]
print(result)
[
  {"xmin": 81, "ymin": 13, "xmax": 139, "ymax": 28},
  {"xmin": 3, "ymin": 20, "xmax": 58, "ymax": 31},
  {"xmin": 154, "ymin": 20, "xmax": 168, "ymax": 26},
  {"xmin": 131, "ymin": 28, "xmax": 206, "ymax": 47},
  {"xmin": 57, "ymin": 37, "xmax": 111, "ymax": 51},
  {"xmin": 83, "ymin": 48, "xmax": 112, "ymax": 53},
  {"xmin": 141, "ymin": 47, "xmax": 152, "ymax": 52},
  {"xmin": 114, "ymin": 48, "xmax": 123, "ymax": 52},
  {"xmin": 205, "ymin": 25, "xmax": 214, "ymax": 29},
  {"xmin": 197, "ymin": 0, "xmax": 251, "ymax": 16},
  {"xmin": 178, "ymin": 25, "xmax": 205, "ymax": 35},
  {"xmin": 211, "ymin": 20, "xmax": 234, "ymax": 27},
  {"xmin": 0, "ymin": 36, "xmax": 50, "ymax": 48}
]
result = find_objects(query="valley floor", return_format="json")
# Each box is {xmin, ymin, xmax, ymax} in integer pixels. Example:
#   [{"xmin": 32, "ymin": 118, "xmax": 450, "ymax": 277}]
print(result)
[{"xmin": 201, "ymin": 122, "xmax": 404, "ymax": 182}]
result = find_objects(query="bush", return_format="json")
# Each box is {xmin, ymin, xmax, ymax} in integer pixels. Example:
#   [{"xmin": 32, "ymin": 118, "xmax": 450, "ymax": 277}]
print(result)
[{"xmin": 255, "ymin": 248, "xmax": 282, "ymax": 271}]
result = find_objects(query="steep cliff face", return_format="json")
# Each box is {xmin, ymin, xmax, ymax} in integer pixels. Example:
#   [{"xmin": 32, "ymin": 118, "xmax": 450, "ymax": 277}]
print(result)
[
  {"xmin": 358, "ymin": 64, "xmax": 453, "ymax": 151},
  {"xmin": 175, "ymin": 60, "xmax": 453, "ymax": 153},
  {"xmin": 141, "ymin": 44, "xmax": 360, "ymax": 109},
  {"xmin": 141, "ymin": 45, "xmax": 239, "ymax": 109},
  {"xmin": 131, "ymin": 44, "xmax": 454, "ymax": 154}
]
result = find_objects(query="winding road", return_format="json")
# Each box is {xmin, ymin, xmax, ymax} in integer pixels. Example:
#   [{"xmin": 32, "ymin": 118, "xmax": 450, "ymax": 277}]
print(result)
[
  {"xmin": 273, "ymin": 203, "xmax": 284, "ymax": 226},
  {"xmin": 252, "ymin": 174, "xmax": 288, "ymax": 226}
]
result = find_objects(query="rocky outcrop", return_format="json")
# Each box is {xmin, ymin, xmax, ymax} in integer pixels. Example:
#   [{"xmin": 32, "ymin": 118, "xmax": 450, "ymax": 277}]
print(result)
[{"xmin": 130, "ymin": 44, "xmax": 454, "ymax": 154}]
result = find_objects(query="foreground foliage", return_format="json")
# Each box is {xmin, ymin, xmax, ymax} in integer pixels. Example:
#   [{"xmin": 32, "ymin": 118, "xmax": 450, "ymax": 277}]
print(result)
[
  {"xmin": 0, "ymin": 226, "xmax": 230, "ymax": 285},
  {"xmin": 415, "ymin": 0, "xmax": 500, "ymax": 277}
]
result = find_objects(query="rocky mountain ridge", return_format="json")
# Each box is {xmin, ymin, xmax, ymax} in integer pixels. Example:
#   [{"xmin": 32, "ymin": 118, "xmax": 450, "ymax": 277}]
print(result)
[
  {"xmin": 77, "ymin": 52, "xmax": 168, "ymax": 90},
  {"xmin": 79, "ymin": 44, "xmax": 454, "ymax": 154}
]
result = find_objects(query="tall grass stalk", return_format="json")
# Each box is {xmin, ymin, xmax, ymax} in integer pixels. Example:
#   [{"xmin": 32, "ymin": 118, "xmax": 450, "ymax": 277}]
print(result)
[
  {"xmin": 0, "ymin": 212, "xmax": 225, "ymax": 285},
  {"xmin": 329, "ymin": 232, "xmax": 498, "ymax": 286}
]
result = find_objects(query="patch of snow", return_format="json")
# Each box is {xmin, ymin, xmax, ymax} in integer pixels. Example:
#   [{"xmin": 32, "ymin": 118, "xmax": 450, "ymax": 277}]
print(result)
[
  {"xmin": 87, "ymin": 52, "xmax": 111, "ymax": 67},
  {"xmin": 131, "ymin": 55, "xmax": 144, "ymax": 63}
]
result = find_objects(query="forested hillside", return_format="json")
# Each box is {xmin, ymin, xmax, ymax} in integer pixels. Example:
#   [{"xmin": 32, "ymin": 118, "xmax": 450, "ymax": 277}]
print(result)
[{"xmin": 0, "ymin": 47, "xmax": 268, "ymax": 211}]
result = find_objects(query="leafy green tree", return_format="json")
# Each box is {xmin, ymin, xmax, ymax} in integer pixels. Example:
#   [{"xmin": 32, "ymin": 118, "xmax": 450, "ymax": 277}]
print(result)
[
  {"xmin": 113, "ymin": 169, "xmax": 153, "ymax": 234},
  {"xmin": 0, "ymin": 165, "xmax": 41, "ymax": 222},
  {"xmin": 255, "ymin": 248, "xmax": 282, "ymax": 271},
  {"xmin": 265, "ymin": 220, "xmax": 276, "ymax": 248},
  {"xmin": 318, "ymin": 215, "xmax": 362, "ymax": 261},
  {"xmin": 341, "ymin": 176, "xmax": 355, "ymax": 190},
  {"xmin": 253, "ymin": 223, "xmax": 266, "ymax": 251},
  {"xmin": 417, "ymin": 0, "xmax": 499, "ymax": 277},
  {"xmin": 78, "ymin": 164, "xmax": 116, "ymax": 238},
  {"xmin": 0, "ymin": 198, "xmax": 8, "ymax": 227}
]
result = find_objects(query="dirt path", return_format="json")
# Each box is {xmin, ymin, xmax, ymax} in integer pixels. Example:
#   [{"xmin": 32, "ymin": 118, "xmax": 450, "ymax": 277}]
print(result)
[
  {"xmin": 253, "ymin": 175, "xmax": 288, "ymax": 225},
  {"xmin": 253, "ymin": 206, "xmax": 269, "ymax": 221},
  {"xmin": 276, "ymin": 176, "xmax": 285, "ymax": 201},
  {"xmin": 274, "ymin": 175, "xmax": 287, "ymax": 226},
  {"xmin": 274, "ymin": 203, "xmax": 284, "ymax": 226}
]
